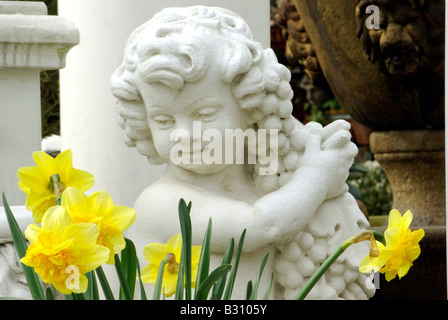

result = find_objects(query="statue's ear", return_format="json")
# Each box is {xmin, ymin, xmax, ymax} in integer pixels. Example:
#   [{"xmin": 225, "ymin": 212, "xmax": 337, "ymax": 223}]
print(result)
[{"xmin": 248, "ymin": 42, "xmax": 263, "ymax": 63}]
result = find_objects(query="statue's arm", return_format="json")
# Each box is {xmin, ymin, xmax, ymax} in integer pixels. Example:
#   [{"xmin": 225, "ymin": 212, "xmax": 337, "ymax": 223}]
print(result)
[
  {"xmin": 198, "ymin": 121, "xmax": 356, "ymax": 252},
  {"xmin": 245, "ymin": 122, "xmax": 356, "ymax": 250}
]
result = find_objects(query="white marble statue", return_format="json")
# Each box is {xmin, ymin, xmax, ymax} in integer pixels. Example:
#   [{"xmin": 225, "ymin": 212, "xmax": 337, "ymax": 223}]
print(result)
[
  {"xmin": 0, "ymin": 206, "xmax": 33, "ymax": 299},
  {"xmin": 111, "ymin": 6, "xmax": 374, "ymax": 299}
]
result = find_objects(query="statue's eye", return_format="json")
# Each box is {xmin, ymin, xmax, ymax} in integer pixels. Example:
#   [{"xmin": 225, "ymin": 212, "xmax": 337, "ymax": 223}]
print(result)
[
  {"xmin": 153, "ymin": 114, "xmax": 175, "ymax": 129},
  {"xmin": 195, "ymin": 106, "xmax": 220, "ymax": 121},
  {"xmin": 393, "ymin": 11, "xmax": 419, "ymax": 26}
]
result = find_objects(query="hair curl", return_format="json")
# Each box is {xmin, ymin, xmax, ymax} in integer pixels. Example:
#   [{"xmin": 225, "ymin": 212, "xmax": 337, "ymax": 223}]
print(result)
[{"xmin": 111, "ymin": 6, "xmax": 304, "ymax": 193}]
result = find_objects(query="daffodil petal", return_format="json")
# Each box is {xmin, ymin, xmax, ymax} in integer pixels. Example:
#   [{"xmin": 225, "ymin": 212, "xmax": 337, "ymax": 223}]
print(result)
[
  {"xmin": 109, "ymin": 206, "xmax": 136, "ymax": 231},
  {"xmin": 17, "ymin": 166, "xmax": 49, "ymax": 194},
  {"xmin": 24, "ymin": 224, "xmax": 41, "ymax": 243},
  {"xmin": 68, "ymin": 169, "xmax": 95, "ymax": 191},
  {"xmin": 166, "ymin": 234, "xmax": 183, "ymax": 258},
  {"xmin": 81, "ymin": 245, "xmax": 110, "ymax": 272},
  {"xmin": 143, "ymin": 243, "xmax": 169, "ymax": 263},
  {"xmin": 140, "ymin": 264, "xmax": 159, "ymax": 283},
  {"xmin": 401, "ymin": 210, "xmax": 413, "ymax": 230},
  {"xmin": 62, "ymin": 186, "xmax": 88, "ymax": 208},
  {"xmin": 397, "ymin": 261, "xmax": 411, "ymax": 279},
  {"xmin": 384, "ymin": 227, "xmax": 402, "ymax": 249},
  {"xmin": 412, "ymin": 229, "xmax": 425, "ymax": 243},
  {"xmin": 86, "ymin": 191, "xmax": 114, "ymax": 216},
  {"xmin": 387, "ymin": 209, "xmax": 402, "ymax": 229},
  {"xmin": 54, "ymin": 149, "xmax": 74, "ymax": 180},
  {"xmin": 41, "ymin": 206, "xmax": 73, "ymax": 233},
  {"xmin": 63, "ymin": 222, "xmax": 100, "ymax": 250},
  {"xmin": 32, "ymin": 151, "xmax": 55, "ymax": 169}
]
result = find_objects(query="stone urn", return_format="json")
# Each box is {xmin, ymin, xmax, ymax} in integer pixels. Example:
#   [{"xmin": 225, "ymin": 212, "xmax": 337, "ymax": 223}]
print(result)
[
  {"xmin": 290, "ymin": 0, "xmax": 444, "ymax": 131},
  {"xmin": 279, "ymin": 0, "xmax": 446, "ymax": 299}
]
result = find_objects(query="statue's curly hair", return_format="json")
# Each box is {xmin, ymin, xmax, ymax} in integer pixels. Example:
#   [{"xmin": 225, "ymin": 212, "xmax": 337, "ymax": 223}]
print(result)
[{"xmin": 111, "ymin": 6, "xmax": 305, "ymax": 193}]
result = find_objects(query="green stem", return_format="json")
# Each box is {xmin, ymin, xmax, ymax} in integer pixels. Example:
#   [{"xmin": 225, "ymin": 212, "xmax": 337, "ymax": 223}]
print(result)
[
  {"xmin": 295, "ymin": 240, "xmax": 353, "ymax": 300},
  {"xmin": 372, "ymin": 230, "xmax": 386, "ymax": 246},
  {"xmin": 50, "ymin": 174, "xmax": 63, "ymax": 205}
]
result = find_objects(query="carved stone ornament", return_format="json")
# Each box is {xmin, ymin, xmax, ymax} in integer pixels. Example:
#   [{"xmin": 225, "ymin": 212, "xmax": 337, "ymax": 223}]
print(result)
[
  {"xmin": 0, "ymin": 206, "xmax": 33, "ymax": 299},
  {"xmin": 273, "ymin": 0, "xmax": 324, "ymax": 84},
  {"xmin": 111, "ymin": 5, "xmax": 373, "ymax": 299},
  {"xmin": 0, "ymin": 1, "xmax": 79, "ymax": 70},
  {"xmin": 355, "ymin": 0, "xmax": 444, "ymax": 78}
]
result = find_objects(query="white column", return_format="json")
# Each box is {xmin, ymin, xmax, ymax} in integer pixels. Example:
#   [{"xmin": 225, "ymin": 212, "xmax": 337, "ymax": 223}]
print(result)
[
  {"xmin": 58, "ymin": 0, "xmax": 270, "ymax": 208},
  {"xmin": 0, "ymin": 1, "xmax": 79, "ymax": 299},
  {"xmin": 0, "ymin": 1, "xmax": 79, "ymax": 206}
]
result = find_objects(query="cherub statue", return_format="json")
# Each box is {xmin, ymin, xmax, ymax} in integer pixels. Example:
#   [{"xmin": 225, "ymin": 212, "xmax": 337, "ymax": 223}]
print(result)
[{"xmin": 111, "ymin": 6, "xmax": 374, "ymax": 299}]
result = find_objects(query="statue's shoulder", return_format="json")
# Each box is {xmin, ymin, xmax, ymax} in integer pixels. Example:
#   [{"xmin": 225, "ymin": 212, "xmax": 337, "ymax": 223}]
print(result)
[{"xmin": 134, "ymin": 179, "xmax": 181, "ymax": 210}]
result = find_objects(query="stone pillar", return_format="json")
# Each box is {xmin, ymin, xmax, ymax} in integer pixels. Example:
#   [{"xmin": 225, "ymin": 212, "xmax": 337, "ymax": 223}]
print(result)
[
  {"xmin": 370, "ymin": 130, "xmax": 446, "ymax": 299},
  {"xmin": 57, "ymin": 0, "xmax": 270, "ymax": 208},
  {"xmin": 370, "ymin": 130, "xmax": 445, "ymax": 226},
  {"xmin": 0, "ymin": 1, "xmax": 79, "ymax": 299},
  {"xmin": 0, "ymin": 1, "xmax": 79, "ymax": 206}
]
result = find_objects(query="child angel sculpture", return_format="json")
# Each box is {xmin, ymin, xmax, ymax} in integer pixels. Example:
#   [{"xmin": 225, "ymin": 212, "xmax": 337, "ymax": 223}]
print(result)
[{"xmin": 111, "ymin": 6, "xmax": 374, "ymax": 300}]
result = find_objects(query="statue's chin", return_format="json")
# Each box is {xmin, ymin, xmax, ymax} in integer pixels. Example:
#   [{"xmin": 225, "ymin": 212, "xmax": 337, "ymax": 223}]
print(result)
[
  {"xmin": 383, "ymin": 50, "xmax": 420, "ymax": 76},
  {"xmin": 177, "ymin": 162, "xmax": 231, "ymax": 175}
]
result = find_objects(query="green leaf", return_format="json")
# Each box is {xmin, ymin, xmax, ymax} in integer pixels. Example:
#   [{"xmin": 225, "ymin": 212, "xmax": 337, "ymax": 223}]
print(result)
[
  {"xmin": 135, "ymin": 256, "xmax": 147, "ymax": 300},
  {"xmin": 223, "ymin": 229, "xmax": 246, "ymax": 300},
  {"xmin": 95, "ymin": 266, "xmax": 115, "ymax": 300},
  {"xmin": 194, "ymin": 218, "xmax": 212, "ymax": 299},
  {"xmin": 114, "ymin": 254, "xmax": 133, "ymax": 300},
  {"xmin": 211, "ymin": 237, "xmax": 234, "ymax": 300},
  {"xmin": 120, "ymin": 238, "xmax": 137, "ymax": 300},
  {"xmin": 175, "ymin": 264, "xmax": 185, "ymax": 300},
  {"xmin": 70, "ymin": 292, "xmax": 86, "ymax": 300},
  {"xmin": 2, "ymin": 192, "xmax": 45, "ymax": 300},
  {"xmin": 45, "ymin": 287, "xmax": 55, "ymax": 300},
  {"xmin": 85, "ymin": 271, "xmax": 99, "ymax": 300},
  {"xmin": 177, "ymin": 199, "xmax": 192, "ymax": 300},
  {"xmin": 250, "ymin": 251, "xmax": 270, "ymax": 300},
  {"xmin": 262, "ymin": 271, "xmax": 274, "ymax": 300},
  {"xmin": 246, "ymin": 281, "xmax": 253, "ymax": 300},
  {"xmin": 195, "ymin": 265, "xmax": 231, "ymax": 300},
  {"xmin": 153, "ymin": 258, "xmax": 168, "ymax": 300}
]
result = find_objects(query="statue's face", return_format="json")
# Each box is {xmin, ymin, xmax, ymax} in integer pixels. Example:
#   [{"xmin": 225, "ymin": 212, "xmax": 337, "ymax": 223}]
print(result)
[
  {"xmin": 137, "ymin": 64, "xmax": 250, "ymax": 175},
  {"xmin": 366, "ymin": 2, "xmax": 427, "ymax": 76}
]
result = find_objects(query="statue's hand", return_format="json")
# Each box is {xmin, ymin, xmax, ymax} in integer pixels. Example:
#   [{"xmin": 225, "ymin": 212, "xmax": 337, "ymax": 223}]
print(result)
[{"xmin": 299, "ymin": 120, "xmax": 357, "ymax": 199}]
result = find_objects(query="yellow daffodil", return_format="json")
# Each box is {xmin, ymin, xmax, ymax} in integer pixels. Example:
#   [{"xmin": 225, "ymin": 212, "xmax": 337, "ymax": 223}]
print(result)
[
  {"xmin": 141, "ymin": 234, "xmax": 202, "ymax": 297},
  {"xmin": 20, "ymin": 206, "xmax": 110, "ymax": 294},
  {"xmin": 61, "ymin": 187, "xmax": 136, "ymax": 264},
  {"xmin": 359, "ymin": 209, "xmax": 424, "ymax": 281},
  {"xmin": 17, "ymin": 149, "xmax": 94, "ymax": 223}
]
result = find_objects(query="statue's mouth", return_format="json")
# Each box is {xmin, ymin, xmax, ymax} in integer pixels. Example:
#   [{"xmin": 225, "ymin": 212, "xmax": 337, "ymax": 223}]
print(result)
[{"xmin": 382, "ymin": 46, "xmax": 420, "ymax": 76}]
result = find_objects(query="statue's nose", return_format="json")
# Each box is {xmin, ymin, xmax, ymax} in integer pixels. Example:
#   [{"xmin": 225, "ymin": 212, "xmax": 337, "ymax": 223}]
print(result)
[{"xmin": 380, "ymin": 23, "xmax": 410, "ymax": 49}]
